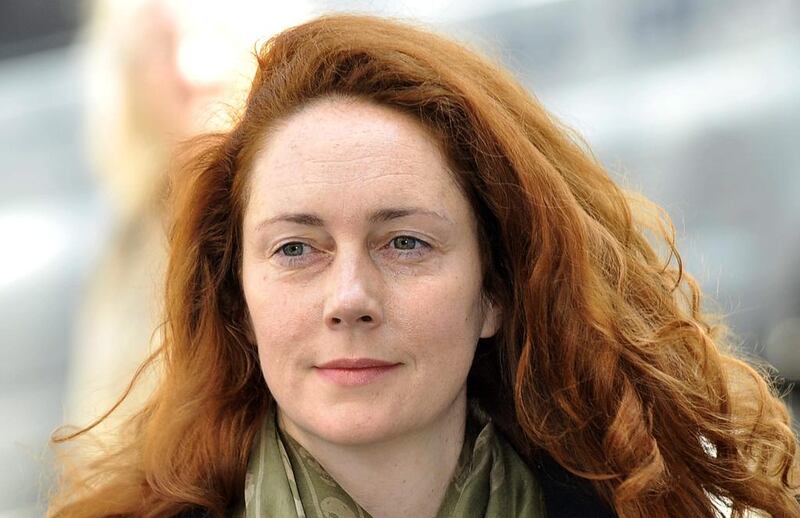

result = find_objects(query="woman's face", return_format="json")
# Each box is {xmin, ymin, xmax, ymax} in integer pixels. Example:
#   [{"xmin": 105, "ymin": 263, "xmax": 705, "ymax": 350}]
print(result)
[{"xmin": 241, "ymin": 98, "xmax": 499, "ymax": 446}]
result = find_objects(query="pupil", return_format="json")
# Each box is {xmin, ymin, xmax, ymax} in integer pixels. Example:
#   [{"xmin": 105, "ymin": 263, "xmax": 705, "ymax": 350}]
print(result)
[
  {"xmin": 395, "ymin": 236, "xmax": 415, "ymax": 250},
  {"xmin": 283, "ymin": 243, "xmax": 303, "ymax": 256}
]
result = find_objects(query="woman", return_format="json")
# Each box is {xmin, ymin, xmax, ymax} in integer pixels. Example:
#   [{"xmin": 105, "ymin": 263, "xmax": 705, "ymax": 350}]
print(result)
[{"xmin": 49, "ymin": 14, "xmax": 800, "ymax": 518}]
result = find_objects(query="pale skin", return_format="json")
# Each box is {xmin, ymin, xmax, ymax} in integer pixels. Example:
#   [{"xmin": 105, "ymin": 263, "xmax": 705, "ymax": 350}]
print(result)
[{"xmin": 241, "ymin": 97, "xmax": 500, "ymax": 518}]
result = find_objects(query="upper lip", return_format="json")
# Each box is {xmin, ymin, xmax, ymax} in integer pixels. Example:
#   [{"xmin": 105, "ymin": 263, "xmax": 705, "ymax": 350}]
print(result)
[{"xmin": 317, "ymin": 358, "xmax": 399, "ymax": 369}]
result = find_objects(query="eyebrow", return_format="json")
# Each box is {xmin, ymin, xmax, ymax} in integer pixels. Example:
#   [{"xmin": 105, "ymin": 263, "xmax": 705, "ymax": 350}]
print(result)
[{"xmin": 255, "ymin": 207, "xmax": 453, "ymax": 231}]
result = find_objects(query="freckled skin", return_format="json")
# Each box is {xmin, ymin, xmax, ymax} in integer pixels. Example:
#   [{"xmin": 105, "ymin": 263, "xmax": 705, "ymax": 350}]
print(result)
[{"xmin": 241, "ymin": 98, "xmax": 500, "ymax": 448}]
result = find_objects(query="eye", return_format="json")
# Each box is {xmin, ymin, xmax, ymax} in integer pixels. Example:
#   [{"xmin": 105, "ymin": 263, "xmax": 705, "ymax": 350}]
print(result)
[
  {"xmin": 280, "ymin": 242, "xmax": 306, "ymax": 257},
  {"xmin": 391, "ymin": 236, "xmax": 422, "ymax": 250},
  {"xmin": 386, "ymin": 235, "xmax": 431, "ymax": 260},
  {"xmin": 272, "ymin": 241, "xmax": 318, "ymax": 266}
]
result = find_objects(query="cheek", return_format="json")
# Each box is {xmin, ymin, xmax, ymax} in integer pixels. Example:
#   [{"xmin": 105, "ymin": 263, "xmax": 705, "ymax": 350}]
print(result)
[
  {"xmin": 392, "ymin": 275, "xmax": 483, "ymax": 369},
  {"xmin": 245, "ymin": 265, "xmax": 316, "ymax": 332},
  {"xmin": 244, "ymin": 278, "xmax": 320, "ymax": 377}
]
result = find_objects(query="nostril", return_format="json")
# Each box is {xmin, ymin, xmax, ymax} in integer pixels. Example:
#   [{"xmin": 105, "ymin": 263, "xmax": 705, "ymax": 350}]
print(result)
[{"xmin": 329, "ymin": 315, "xmax": 374, "ymax": 325}]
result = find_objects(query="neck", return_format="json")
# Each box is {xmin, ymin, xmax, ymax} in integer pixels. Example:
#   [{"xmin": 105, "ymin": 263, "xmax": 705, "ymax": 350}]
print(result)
[{"xmin": 277, "ymin": 390, "xmax": 468, "ymax": 518}]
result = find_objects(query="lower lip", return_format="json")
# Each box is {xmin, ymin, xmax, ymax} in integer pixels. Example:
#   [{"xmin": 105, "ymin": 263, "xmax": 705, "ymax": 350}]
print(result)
[{"xmin": 315, "ymin": 365, "xmax": 400, "ymax": 386}]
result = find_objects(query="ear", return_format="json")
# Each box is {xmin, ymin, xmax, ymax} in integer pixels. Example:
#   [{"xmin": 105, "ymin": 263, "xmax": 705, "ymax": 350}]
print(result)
[{"xmin": 479, "ymin": 298, "xmax": 501, "ymax": 339}]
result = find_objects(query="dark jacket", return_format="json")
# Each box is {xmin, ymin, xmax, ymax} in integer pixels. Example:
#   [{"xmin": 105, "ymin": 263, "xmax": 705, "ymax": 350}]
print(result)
[{"xmin": 533, "ymin": 452, "xmax": 617, "ymax": 518}]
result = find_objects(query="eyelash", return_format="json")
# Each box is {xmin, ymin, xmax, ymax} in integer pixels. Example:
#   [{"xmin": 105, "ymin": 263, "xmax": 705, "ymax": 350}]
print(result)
[{"xmin": 272, "ymin": 236, "xmax": 431, "ymax": 267}]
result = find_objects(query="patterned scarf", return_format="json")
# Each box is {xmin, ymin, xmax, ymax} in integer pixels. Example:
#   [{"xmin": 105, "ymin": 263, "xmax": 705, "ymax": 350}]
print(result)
[{"xmin": 234, "ymin": 401, "xmax": 545, "ymax": 517}]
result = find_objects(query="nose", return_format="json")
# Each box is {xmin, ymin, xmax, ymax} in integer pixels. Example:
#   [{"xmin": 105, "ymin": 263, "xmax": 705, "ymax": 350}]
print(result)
[{"xmin": 323, "ymin": 247, "xmax": 383, "ymax": 329}]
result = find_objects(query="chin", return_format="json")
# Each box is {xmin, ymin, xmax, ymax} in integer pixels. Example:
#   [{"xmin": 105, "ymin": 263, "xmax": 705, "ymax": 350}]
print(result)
[
  {"xmin": 316, "ymin": 411, "xmax": 405, "ymax": 445},
  {"xmin": 304, "ymin": 404, "xmax": 410, "ymax": 446}
]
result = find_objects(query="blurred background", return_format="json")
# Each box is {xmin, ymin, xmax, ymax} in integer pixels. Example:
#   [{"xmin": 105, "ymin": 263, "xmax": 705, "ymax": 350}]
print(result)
[{"xmin": 1, "ymin": 0, "xmax": 798, "ymax": 515}]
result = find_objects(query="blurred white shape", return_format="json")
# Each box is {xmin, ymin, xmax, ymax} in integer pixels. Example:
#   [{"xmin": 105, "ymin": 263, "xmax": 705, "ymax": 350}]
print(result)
[
  {"xmin": 176, "ymin": 37, "xmax": 236, "ymax": 87},
  {"xmin": 0, "ymin": 206, "xmax": 69, "ymax": 291},
  {"xmin": 174, "ymin": 0, "xmax": 315, "ymax": 87}
]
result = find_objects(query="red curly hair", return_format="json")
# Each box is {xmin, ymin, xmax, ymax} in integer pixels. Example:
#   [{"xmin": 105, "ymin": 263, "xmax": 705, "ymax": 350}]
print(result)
[{"xmin": 49, "ymin": 14, "xmax": 800, "ymax": 517}]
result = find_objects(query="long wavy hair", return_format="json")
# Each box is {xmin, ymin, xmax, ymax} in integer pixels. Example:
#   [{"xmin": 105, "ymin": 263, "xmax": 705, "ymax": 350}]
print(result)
[{"xmin": 49, "ymin": 14, "xmax": 799, "ymax": 517}]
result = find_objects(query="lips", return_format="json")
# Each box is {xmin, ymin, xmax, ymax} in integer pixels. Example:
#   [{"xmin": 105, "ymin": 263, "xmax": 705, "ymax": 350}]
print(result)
[
  {"xmin": 317, "ymin": 358, "xmax": 398, "ymax": 369},
  {"xmin": 315, "ymin": 358, "xmax": 401, "ymax": 386}
]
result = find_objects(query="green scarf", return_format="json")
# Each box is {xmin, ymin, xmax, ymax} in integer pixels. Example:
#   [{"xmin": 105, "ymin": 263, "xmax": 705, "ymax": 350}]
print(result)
[{"xmin": 234, "ymin": 401, "xmax": 545, "ymax": 517}]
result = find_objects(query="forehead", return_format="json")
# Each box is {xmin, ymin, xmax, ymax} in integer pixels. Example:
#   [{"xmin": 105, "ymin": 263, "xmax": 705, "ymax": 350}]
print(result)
[{"xmin": 246, "ymin": 98, "xmax": 468, "ymax": 217}]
